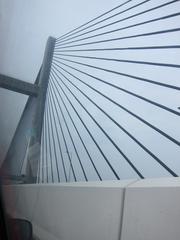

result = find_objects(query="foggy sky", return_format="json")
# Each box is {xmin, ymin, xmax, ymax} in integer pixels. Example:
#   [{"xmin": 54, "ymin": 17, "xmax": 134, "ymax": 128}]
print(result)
[
  {"xmin": 0, "ymin": 0, "xmax": 119, "ymax": 165},
  {"xmin": 0, "ymin": 0, "xmax": 180, "ymax": 182}
]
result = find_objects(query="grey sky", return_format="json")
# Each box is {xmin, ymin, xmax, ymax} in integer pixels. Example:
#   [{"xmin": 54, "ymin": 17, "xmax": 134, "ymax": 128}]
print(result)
[
  {"xmin": 0, "ymin": 0, "xmax": 180, "ymax": 182},
  {"xmin": 0, "ymin": 0, "xmax": 119, "ymax": 164}
]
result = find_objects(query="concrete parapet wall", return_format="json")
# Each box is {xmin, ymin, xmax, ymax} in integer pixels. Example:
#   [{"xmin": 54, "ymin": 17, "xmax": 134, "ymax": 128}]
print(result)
[{"xmin": 3, "ymin": 177, "xmax": 180, "ymax": 240}]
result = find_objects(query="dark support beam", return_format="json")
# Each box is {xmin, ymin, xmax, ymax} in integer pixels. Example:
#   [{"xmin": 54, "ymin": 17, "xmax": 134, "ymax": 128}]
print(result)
[
  {"xmin": 32, "ymin": 36, "xmax": 56, "ymax": 143},
  {"xmin": 0, "ymin": 68, "xmax": 41, "ymax": 180},
  {"xmin": 26, "ymin": 36, "xmax": 56, "ymax": 183},
  {"xmin": 1, "ymin": 36, "xmax": 55, "ymax": 183},
  {"xmin": 0, "ymin": 74, "xmax": 39, "ymax": 96}
]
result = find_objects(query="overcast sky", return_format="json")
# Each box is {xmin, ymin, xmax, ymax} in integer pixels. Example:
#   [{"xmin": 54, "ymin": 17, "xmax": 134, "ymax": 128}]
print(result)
[
  {"xmin": 0, "ymin": 0, "xmax": 180, "ymax": 182},
  {"xmin": 0, "ymin": 0, "xmax": 119, "ymax": 164}
]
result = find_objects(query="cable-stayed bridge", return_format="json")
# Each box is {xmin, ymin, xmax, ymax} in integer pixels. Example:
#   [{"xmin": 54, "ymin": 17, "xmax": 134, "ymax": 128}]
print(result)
[{"xmin": 1, "ymin": 1, "xmax": 180, "ymax": 239}]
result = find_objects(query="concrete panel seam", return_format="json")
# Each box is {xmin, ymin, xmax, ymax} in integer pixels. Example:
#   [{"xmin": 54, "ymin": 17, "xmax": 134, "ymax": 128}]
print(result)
[{"xmin": 119, "ymin": 179, "xmax": 140, "ymax": 240}]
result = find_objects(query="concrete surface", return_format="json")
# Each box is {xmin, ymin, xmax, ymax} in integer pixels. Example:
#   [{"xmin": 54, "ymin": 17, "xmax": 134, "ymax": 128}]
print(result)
[
  {"xmin": 121, "ymin": 177, "xmax": 180, "ymax": 240},
  {"xmin": 3, "ymin": 177, "xmax": 180, "ymax": 240}
]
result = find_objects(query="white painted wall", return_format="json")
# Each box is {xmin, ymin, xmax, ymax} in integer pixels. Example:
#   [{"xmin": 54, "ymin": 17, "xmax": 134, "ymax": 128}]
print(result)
[{"xmin": 3, "ymin": 177, "xmax": 180, "ymax": 240}]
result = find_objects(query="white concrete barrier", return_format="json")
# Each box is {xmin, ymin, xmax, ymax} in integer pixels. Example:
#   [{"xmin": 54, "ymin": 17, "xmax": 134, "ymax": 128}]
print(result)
[
  {"xmin": 3, "ymin": 180, "xmax": 134, "ymax": 240},
  {"xmin": 121, "ymin": 177, "xmax": 180, "ymax": 240},
  {"xmin": 3, "ymin": 177, "xmax": 180, "ymax": 240}
]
